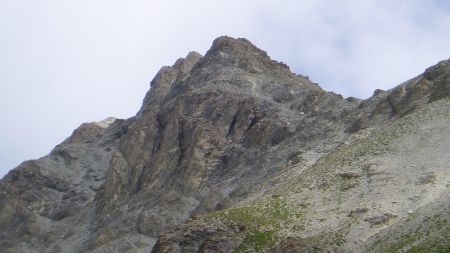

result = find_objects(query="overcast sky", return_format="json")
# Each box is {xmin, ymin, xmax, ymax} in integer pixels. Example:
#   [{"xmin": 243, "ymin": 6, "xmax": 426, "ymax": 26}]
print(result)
[{"xmin": 1, "ymin": 0, "xmax": 450, "ymax": 178}]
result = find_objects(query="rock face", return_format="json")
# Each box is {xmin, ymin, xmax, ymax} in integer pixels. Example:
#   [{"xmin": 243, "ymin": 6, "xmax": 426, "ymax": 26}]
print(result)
[{"xmin": 1, "ymin": 37, "xmax": 450, "ymax": 253}]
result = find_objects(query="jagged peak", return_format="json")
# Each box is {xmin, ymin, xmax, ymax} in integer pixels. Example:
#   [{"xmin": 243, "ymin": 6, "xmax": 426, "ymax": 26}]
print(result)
[
  {"xmin": 423, "ymin": 58, "xmax": 450, "ymax": 82},
  {"xmin": 172, "ymin": 51, "xmax": 203, "ymax": 73},
  {"xmin": 197, "ymin": 36, "xmax": 291, "ymax": 74},
  {"xmin": 3, "ymin": 35, "xmax": 450, "ymax": 253},
  {"xmin": 62, "ymin": 117, "xmax": 119, "ymax": 144},
  {"xmin": 137, "ymin": 51, "xmax": 203, "ymax": 116},
  {"xmin": 206, "ymin": 36, "xmax": 268, "ymax": 57},
  {"xmin": 93, "ymin": 117, "xmax": 117, "ymax": 128}
]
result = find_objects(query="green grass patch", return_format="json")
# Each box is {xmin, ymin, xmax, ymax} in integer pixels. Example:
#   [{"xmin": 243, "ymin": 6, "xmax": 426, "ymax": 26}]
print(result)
[
  {"xmin": 209, "ymin": 197, "xmax": 301, "ymax": 228},
  {"xmin": 232, "ymin": 230, "xmax": 276, "ymax": 253},
  {"xmin": 209, "ymin": 197, "xmax": 305, "ymax": 251}
]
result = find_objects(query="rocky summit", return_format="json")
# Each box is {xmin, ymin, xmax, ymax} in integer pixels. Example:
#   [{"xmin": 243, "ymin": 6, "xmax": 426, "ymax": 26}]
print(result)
[{"xmin": 1, "ymin": 36, "xmax": 449, "ymax": 253}]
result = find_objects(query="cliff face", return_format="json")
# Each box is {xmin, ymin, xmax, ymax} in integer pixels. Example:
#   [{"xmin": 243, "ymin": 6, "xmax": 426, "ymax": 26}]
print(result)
[{"xmin": 1, "ymin": 37, "xmax": 449, "ymax": 253}]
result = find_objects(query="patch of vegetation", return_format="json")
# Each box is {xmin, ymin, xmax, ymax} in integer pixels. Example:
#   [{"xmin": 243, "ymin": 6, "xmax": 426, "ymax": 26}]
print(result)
[
  {"xmin": 296, "ymin": 218, "xmax": 356, "ymax": 251},
  {"xmin": 338, "ymin": 172, "xmax": 360, "ymax": 180},
  {"xmin": 208, "ymin": 196, "xmax": 305, "ymax": 252},
  {"xmin": 407, "ymin": 241, "xmax": 450, "ymax": 253},
  {"xmin": 232, "ymin": 230, "xmax": 276, "ymax": 253},
  {"xmin": 384, "ymin": 232, "xmax": 420, "ymax": 253},
  {"xmin": 376, "ymin": 214, "xmax": 450, "ymax": 253},
  {"xmin": 302, "ymin": 231, "xmax": 346, "ymax": 249},
  {"xmin": 406, "ymin": 223, "xmax": 450, "ymax": 253},
  {"xmin": 209, "ymin": 197, "xmax": 301, "ymax": 228},
  {"xmin": 405, "ymin": 227, "xmax": 449, "ymax": 252}
]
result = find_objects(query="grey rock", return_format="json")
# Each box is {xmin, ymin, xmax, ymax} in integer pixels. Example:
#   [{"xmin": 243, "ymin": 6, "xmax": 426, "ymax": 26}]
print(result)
[
  {"xmin": 1, "ymin": 36, "xmax": 450, "ymax": 253},
  {"xmin": 364, "ymin": 213, "xmax": 397, "ymax": 227}
]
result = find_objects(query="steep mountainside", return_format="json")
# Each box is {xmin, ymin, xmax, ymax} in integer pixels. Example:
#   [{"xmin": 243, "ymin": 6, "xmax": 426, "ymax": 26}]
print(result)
[{"xmin": 0, "ymin": 37, "xmax": 449, "ymax": 253}]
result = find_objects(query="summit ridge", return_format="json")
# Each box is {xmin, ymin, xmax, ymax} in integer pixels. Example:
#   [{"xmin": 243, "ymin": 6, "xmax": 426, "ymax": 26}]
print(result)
[{"xmin": 1, "ymin": 37, "xmax": 449, "ymax": 253}]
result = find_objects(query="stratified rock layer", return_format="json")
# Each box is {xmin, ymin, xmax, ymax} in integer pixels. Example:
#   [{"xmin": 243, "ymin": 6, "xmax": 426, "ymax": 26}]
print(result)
[{"xmin": 0, "ymin": 37, "xmax": 449, "ymax": 253}]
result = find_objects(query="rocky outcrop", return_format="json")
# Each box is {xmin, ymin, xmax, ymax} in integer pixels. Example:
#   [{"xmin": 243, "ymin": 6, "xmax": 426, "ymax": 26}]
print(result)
[
  {"xmin": 0, "ymin": 118, "xmax": 130, "ymax": 252},
  {"xmin": 92, "ymin": 36, "xmax": 358, "ymax": 250},
  {"xmin": 346, "ymin": 58, "xmax": 450, "ymax": 133},
  {"xmin": 1, "ymin": 37, "xmax": 449, "ymax": 253}
]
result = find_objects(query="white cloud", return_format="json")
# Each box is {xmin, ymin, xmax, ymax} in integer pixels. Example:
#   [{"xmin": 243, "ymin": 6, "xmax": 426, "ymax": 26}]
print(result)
[{"xmin": 1, "ymin": 0, "xmax": 450, "ymax": 177}]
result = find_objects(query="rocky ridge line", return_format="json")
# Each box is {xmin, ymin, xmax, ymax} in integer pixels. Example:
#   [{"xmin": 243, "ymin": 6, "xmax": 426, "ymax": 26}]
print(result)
[{"xmin": 0, "ymin": 36, "xmax": 449, "ymax": 253}]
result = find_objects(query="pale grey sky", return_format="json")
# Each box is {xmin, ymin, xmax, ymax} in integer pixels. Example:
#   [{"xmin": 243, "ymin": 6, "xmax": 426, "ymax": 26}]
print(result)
[{"xmin": 1, "ymin": 0, "xmax": 450, "ymax": 177}]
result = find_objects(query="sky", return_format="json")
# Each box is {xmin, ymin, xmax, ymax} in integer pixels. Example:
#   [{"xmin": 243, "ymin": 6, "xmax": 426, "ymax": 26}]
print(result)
[{"xmin": 1, "ymin": 0, "xmax": 450, "ymax": 178}]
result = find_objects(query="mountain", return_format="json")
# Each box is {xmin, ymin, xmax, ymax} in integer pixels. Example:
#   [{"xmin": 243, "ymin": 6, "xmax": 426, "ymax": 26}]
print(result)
[{"xmin": 0, "ymin": 36, "xmax": 449, "ymax": 253}]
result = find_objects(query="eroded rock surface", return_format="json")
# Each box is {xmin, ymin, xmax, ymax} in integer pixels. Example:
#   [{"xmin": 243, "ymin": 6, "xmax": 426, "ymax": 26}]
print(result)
[{"xmin": 1, "ymin": 37, "xmax": 449, "ymax": 252}]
